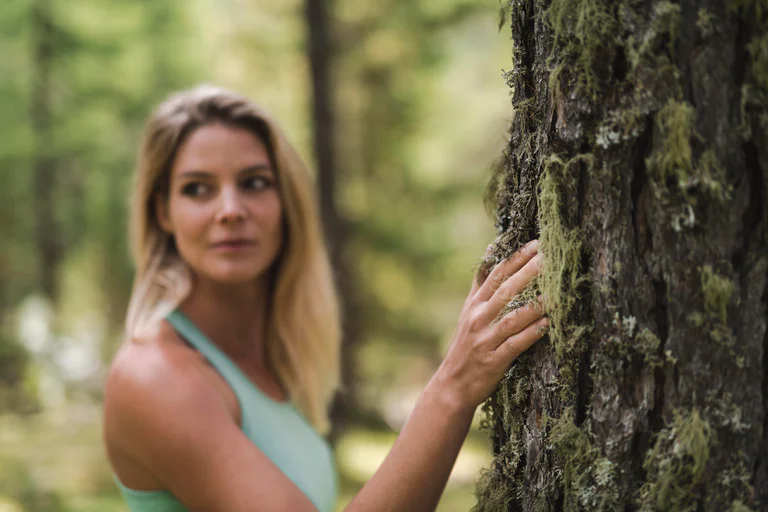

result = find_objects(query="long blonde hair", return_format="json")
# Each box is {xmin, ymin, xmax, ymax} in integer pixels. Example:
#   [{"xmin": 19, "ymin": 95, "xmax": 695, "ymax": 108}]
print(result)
[{"xmin": 125, "ymin": 85, "xmax": 341, "ymax": 433}]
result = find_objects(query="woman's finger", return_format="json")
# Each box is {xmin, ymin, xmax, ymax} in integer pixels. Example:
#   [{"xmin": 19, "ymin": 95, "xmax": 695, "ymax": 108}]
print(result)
[
  {"xmin": 475, "ymin": 239, "xmax": 540, "ymax": 303},
  {"xmin": 494, "ymin": 316, "xmax": 550, "ymax": 365},
  {"xmin": 487, "ymin": 298, "xmax": 545, "ymax": 347},
  {"xmin": 478, "ymin": 252, "xmax": 543, "ymax": 325},
  {"xmin": 467, "ymin": 258, "xmax": 494, "ymax": 302}
]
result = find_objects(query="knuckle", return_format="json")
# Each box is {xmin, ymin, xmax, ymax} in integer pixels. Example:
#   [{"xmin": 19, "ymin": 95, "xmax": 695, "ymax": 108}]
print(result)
[
  {"xmin": 500, "ymin": 310, "xmax": 519, "ymax": 331},
  {"xmin": 468, "ymin": 312, "xmax": 487, "ymax": 332},
  {"xmin": 517, "ymin": 240, "xmax": 539, "ymax": 260},
  {"xmin": 471, "ymin": 335, "xmax": 488, "ymax": 353}
]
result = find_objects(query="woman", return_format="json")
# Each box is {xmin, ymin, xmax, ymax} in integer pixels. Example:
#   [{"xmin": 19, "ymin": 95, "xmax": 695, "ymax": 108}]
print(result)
[{"xmin": 103, "ymin": 85, "xmax": 548, "ymax": 512}]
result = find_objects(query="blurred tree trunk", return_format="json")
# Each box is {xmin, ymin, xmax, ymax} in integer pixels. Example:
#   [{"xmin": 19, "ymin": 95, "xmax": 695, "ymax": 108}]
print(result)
[
  {"xmin": 475, "ymin": 0, "xmax": 768, "ymax": 510},
  {"xmin": 304, "ymin": 0, "xmax": 364, "ymax": 444},
  {"xmin": 30, "ymin": 0, "xmax": 61, "ymax": 301}
]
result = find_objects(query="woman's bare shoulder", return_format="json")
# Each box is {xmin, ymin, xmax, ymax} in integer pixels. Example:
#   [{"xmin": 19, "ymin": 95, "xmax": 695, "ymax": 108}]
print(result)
[
  {"xmin": 103, "ymin": 321, "xmax": 224, "ymax": 451},
  {"xmin": 106, "ymin": 322, "xmax": 201, "ymax": 397}
]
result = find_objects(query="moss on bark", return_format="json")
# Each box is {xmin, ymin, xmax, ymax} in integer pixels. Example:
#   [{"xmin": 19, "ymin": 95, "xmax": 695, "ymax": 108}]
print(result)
[{"xmin": 475, "ymin": 0, "xmax": 768, "ymax": 509}]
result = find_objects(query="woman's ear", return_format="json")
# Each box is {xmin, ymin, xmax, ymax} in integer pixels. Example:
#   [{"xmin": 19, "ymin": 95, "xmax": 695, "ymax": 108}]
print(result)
[{"xmin": 155, "ymin": 194, "xmax": 174, "ymax": 234}]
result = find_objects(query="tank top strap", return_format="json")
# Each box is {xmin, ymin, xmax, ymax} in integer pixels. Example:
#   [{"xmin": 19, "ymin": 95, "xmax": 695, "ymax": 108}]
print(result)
[{"xmin": 165, "ymin": 309, "xmax": 267, "ymax": 398}]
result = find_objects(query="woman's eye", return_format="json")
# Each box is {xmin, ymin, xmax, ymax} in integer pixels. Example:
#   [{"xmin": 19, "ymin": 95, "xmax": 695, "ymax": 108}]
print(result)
[
  {"xmin": 243, "ymin": 176, "xmax": 272, "ymax": 191},
  {"xmin": 181, "ymin": 182, "xmax": 210, "ymax": 197}
]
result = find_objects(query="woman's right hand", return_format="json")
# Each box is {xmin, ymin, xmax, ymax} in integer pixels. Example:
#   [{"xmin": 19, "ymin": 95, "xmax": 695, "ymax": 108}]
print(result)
[{"xmin": 434, "ymin": 239, "xmax": 548, "ymax": 411}]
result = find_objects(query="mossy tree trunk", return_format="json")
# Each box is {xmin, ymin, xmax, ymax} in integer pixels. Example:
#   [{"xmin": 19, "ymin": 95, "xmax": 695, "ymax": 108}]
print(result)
[{"xmin": 476, "ymin": 0, "xmax": 768, "ymax": 510}]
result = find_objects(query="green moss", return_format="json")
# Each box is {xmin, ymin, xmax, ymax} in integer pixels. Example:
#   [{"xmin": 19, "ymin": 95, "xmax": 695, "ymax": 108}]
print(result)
[
  {"xmin": 730, "ymin": 0, "xmax": 768, "ymax": 22},
  {"xmin": 601, "ymin": 314, "xmax": 662, "ymax": 365},
  {"xmin": 695, "ymin": 149, "xmax": 731, "ymax": 199},
  {"xmin": 550, "ymin": 409, "xmax": 619, "ymax": 511},
  {"xmin": 732, "ymin": 501, "xmax": 754, "ymax": 512},
  {"xmin": 646, "ymin": 100, "xmax": 730, "ymax": 226},
  {"xmin": 748, "ymin": 32, "xmax": 768, "ymax": 89},
  {"xmin": 696, "ymin": 9, "xmax": 715, "ymax": 37},
  {"xmin": 638, "ymin": 408, "xmax": 713, "ymax": 512},
  {"xmin": 538, "ymin": 154, "xmax": 589, "ymax": 358},
  {"xmin": 731, "ymin": 0, "xmax": 768, "ymax": 138},
  {"xmin": 635, "ymin": 328, "xmax": 662, "ymax": 368},
  {"xmin": 544, "ymin": 0, "xmax": 616, "ymax": 99},
  {"xmin": 475, "ymin": 353, "xmax": 536, "ymax": 512},
  {"xmin": 700, "ymin": 265, "xmax": 734, "ymax": 324},
  {"xmin": 626, "ymin": 2, "xmax": 681, "ymax": 72},
  {"xmin": 688, "ymin": 312, "xmax": 705, "ymax": 327},
  {"xmin": 473, "ymin": 463, "xmax": 516, "ymax": 512},
  {"xmin": 495, "ymin": 278, "xmax": 542, "ymax": 322},
  {"xmin": 499, "ymin": 358, "xmax": 533, "ymax": 431},
  {"xmin": 648, "ymin": 100, "xmax": 696, "ymax": 186}
]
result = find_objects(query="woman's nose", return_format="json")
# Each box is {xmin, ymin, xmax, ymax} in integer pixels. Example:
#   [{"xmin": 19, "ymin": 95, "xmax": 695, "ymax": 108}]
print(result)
[{"xmin": 216, "ymin": 188, "xmax": 246, "ymax": 224}]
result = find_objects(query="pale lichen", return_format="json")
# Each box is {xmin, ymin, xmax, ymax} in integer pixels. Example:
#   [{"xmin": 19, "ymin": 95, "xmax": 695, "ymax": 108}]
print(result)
[{"xmin": 549, "ymin": 409, "xmax": 620, "ymax": 511}]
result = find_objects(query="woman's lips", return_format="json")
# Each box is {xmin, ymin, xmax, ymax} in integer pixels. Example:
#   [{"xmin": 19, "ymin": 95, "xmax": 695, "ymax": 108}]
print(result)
[{"xmin": 211, "ymin": 240, "xmax": 255, "ymax": 251}]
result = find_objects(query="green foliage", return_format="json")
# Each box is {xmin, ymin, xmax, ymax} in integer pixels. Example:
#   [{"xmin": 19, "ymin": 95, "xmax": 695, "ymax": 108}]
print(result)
[
  {"xmin": 544, "ymin": 0, "xmax": 616, "ymax": 99},
  {"xmin": 550, "ymin": 409, "xmax": 619, "ymax": 512},
  {"xmin": 0, "ymin": 333, "xmax": 38, "ymax": 414},
  {"xmin": 639, "ymin": 408, "xmax": 713, "ymax": 511},
  {"xmin": 700, "ymin": 266, "xmax": 734, "ymax": 324},
  {"xmin": 0, "ymin": 457, "xmax": 66, "ymax": 512}
]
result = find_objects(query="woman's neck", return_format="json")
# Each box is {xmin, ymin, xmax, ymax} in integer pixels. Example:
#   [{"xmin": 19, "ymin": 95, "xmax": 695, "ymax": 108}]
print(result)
[{"xmin": 178, "ymin": 274, "xmax": 271, "ymax": 365}]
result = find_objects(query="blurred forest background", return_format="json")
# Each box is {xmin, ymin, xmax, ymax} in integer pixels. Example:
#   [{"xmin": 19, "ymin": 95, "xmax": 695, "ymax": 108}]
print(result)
[{"xmin": 0, "ymin": 0, "xmax": 514, "ymax": 510}]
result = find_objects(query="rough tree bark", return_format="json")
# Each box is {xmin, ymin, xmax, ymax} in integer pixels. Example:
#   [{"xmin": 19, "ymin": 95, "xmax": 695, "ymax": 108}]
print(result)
[{"xmin": 475, "ymin": 0, "xmax": 768, "ymax": 510}]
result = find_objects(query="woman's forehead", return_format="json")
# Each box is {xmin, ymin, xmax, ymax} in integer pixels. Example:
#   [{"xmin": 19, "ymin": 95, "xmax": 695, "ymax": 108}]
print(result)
[{"xmin": 172, "ymin": 123, "xmax": 271, "ymax": 175}]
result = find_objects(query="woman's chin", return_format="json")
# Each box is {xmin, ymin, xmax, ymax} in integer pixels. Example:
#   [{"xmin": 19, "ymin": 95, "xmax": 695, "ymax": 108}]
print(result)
[{"xmin": 202, "ymin": 266, "xmax": 268, "ymax": 286}]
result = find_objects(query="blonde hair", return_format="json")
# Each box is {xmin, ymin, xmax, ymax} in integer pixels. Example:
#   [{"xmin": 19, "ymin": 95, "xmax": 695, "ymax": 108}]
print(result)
[{"xmin": 125, "ymin": 85, "xmax": 341, "ymax": 433}]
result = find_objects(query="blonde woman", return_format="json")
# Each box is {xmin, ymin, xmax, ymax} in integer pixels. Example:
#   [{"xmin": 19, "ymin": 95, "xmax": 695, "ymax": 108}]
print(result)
[{"xmin": 103, "ymin": 85, "xmax": 548, "ymax": 512}]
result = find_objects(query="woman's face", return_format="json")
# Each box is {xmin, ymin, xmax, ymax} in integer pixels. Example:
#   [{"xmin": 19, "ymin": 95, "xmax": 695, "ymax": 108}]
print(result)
[{"xmin": 157, "ymin": 122, "xmax": 283, "ymax": 285}]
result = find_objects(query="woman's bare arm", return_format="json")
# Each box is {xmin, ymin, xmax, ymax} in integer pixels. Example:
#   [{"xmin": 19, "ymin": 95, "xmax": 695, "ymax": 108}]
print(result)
[
  {"xmin": 344, "ymin": 240, "xmax": 546, "ymax": 512},
  {"xmin": 104, "ymin": 240, "xmax": 545, "ymax": 512}
]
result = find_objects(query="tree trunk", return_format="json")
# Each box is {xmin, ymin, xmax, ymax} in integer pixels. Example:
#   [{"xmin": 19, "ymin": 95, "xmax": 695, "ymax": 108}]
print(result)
[
  {"xmin": 475, "ymin": 0, "xmax": 768, "ymax": 510},
  {"xmin": 30, "ymin": 0, "xmax": 61, "ymax": 301},
  {"xmin": 304, "ymin": 0, "xmax": 364, "ymax": 444}
]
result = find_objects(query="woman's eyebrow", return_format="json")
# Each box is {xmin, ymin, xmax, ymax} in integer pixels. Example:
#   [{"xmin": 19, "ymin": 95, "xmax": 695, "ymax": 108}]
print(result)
[
  {"xmin": 178, "ymin": 164, "xmax": 272, "ymax": 179},
  {"xmin": 239, "ymin": 164, "xmax": 273, "ymax": 174},
  {"xmin": 178, "ymin": 170, "xmax": 213, "ymax": 179}
]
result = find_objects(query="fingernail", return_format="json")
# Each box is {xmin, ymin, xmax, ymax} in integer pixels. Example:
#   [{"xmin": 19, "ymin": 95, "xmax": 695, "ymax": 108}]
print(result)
[{"xmin": 526, "ymin": 239, "xmax": 540, "ymax": 254}]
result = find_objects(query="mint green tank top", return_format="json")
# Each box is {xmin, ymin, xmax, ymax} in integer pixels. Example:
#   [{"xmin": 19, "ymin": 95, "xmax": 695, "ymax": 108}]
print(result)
[{"xmin": 114, "ymin": 309, "xmax": 338, "ymax": 512}]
